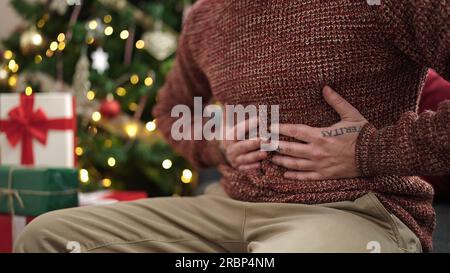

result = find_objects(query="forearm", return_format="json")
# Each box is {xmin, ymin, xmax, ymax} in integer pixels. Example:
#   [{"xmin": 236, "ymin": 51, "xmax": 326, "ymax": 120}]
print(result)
[{"xmin": 356, "ymin": 100, "xmax": 450, "ymax": 176}]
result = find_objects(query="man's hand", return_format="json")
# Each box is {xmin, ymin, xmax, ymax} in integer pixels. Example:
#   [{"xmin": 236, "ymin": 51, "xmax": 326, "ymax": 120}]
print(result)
[
  {"xmin": 271, "ymin": 86, "xmax": 368, "ymax": 180},
  {"xmin": 220, "ymin": 116, "xmax": 268, "ymax": 171}
]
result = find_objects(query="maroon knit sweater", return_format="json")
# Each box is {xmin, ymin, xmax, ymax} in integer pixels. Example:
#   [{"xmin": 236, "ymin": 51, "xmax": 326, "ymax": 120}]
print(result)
[{"xmin": 153, "ymin": 0, "xmax": 450, "ymax": 252}]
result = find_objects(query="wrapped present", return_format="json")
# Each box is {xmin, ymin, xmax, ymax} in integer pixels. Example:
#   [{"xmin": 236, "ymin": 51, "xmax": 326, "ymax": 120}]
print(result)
[
  {"xmin": 0, "ymin": 214, "xmax": 34, "ymax": 253},
  {"xmin": 79, "ymin": 190, "xmax": 147, "ymax": 206},
  {"xmin": 0, "ymin": 93, "xmax": 76, "ymax": 167},
  {"xmin": 0, "ymin": 166, "xmax": 79, "ymax": 216}
]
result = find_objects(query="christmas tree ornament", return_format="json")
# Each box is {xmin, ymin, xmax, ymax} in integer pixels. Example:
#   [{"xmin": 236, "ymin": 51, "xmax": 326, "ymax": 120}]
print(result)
[
  {"xmin": 100, "ymin": 94, "xmax": 121, "ymax": 118},
  {"xmin": 91, "ymin": 47, "xmax": 109, "ymax": 74},
  {"xmin": 50, "ymin": 0, "xmax": 81, "ymax": 15},
  {"xmin": 142, "ymin": 21, "xmax": 177, "ymax": 61},
  {"xmin": 72, "ymin": 52, "xmax": 91, "ymax": 113},
  {"xmin": 50, "ymin": 0, "xmax": 69, "ymax": 15},
  {"xmin": 20, "ymin": 27, "xmax": 44, "ymax": 55}
]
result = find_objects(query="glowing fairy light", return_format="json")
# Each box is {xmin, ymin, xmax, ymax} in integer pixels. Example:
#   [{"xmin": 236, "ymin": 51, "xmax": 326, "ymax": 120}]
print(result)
[{"xmin": 162, "ymin": 159, "xmax": 172, "ymax": 169}]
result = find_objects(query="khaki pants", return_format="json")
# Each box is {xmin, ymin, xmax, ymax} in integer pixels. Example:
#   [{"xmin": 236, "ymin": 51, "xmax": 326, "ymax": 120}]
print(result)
[{"xmin": 13, "ymin": 183, "xmax": 421, "ymax": 253}]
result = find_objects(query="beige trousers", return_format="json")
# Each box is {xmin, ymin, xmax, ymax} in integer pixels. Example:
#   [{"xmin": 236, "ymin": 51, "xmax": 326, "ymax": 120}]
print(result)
[{"xmin": 13, "ymin": 183, "xmax": 422, "ymax": 253}]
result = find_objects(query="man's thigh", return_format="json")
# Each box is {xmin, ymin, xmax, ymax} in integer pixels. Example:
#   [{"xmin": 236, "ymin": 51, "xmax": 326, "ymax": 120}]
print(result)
[
  {"xmin": 246, "ymin": 192, "xmax": 421, "ymax": 253},
  {"xmin": 248, "ymin": 212, "xmax": 400, "ymax": 253},
  {"xmin": 14, "ymin": 188, "xmax": 246, "ymax": 253}
]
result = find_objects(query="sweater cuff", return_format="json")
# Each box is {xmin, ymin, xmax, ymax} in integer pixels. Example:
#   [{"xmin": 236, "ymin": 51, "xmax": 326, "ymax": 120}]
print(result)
[{"xmin": 355, "ymin": 123, "xmax": 378, "ymax": 176}]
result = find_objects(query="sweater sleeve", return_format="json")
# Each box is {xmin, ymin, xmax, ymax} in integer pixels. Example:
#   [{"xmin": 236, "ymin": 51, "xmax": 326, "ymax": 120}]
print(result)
[
  {"xmin": 356, "ymin": 0, "xmax": 450, "ymax": 176},
  {"xmin": 152, "ymin": 14, "xmax": 226, "ymax": 168}
]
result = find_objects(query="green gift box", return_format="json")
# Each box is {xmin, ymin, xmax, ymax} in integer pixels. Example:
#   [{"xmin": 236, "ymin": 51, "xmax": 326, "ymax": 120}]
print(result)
[{"xmin": 0, "ymin": 166, "xmax": 79, "ymax": 217}]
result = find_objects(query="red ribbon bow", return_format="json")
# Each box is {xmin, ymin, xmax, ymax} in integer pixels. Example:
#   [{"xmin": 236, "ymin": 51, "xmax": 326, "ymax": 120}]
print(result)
[{"xmin": 0, "ymin": 94, "xmax": 75, "ymax": 165}]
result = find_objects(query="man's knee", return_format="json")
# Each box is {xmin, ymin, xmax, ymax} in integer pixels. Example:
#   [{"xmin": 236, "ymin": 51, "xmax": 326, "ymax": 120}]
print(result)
[{"xmin": 13, "ymin": 209, "xmax": 72, "ymax": 253}]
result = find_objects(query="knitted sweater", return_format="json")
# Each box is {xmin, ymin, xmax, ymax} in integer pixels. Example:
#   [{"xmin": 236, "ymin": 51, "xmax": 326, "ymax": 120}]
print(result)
[{"xmin": 153, "ymin": 0, "xmax": 450, "ymax": 252}]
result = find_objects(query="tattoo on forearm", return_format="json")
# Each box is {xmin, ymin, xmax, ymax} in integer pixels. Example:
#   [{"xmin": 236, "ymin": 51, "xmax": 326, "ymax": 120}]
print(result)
[{"xmin": 321, "ymin": 126, "xmax": 363, "ymax": 137}]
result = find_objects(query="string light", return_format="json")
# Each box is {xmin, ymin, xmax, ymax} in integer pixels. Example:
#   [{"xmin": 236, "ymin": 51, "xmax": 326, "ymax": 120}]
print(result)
[
  {"xmin": 116, "ymin": 87, "xmax": 126, "ymax": 96},
  {"xmin": 8, "ymin": 75, "xmax": 17, "ymax": 87},
  {"xmin": 75, "ymin": 147, "xmax": 84, "ymax": 156},
  {"xmin": 79, "ymin": 169, "xmax": 89, "ymax": 183},
  {"xmin": 34, "ymin": 55, "xmax": 43, "ymax": 64},
  {"xmin": 144, "ymin": 76, "xmax": 153, "ymax": 87},
  {"xmin": 37, "ymin": 19, "xmax": 46, "ymax": 28},
  {"xmin": 87, "ymin": 36, "xmax": 95, "ymax": 45},
  {"xmin": 128, "ymin": 102, "xmax": 138, "ymax": 111},
  {"xmin": 146, "ymin": 120, "xmax": 156, "ymax": 132},
  {"xmin": 104, "ymin": 26, "xmax": 114, "ymax": 36},
  {"xmin": 50, "ymin": 41, "xmax": 58, "ymax": 51},
  {"xmin": 135, "ymin": 40, "xmax": 145, "ymax": 49},
  {"xmin": 25, "ymin": 86, "xmax": 33, "ymax": 96},
  {"xmin": 58, "ymin": 42, "xmax": 66, "ymax": 51},
  {"xmin": 102, "ymin": 178, "xmax": 112, "ymax": 188},
  {"xmin": 3, "ymin": 50, "xmax": 13, "ymax": 60},
  {"xmin": 103, "ymin": 15, "xmax": 112, "ymax": 24},
  {"xmin": 46, "ymin": 49, "xmax": 54, "ymax": 57},
  {"xmin": 162, "ymin": 159, "xmax": 172, "ymax": 169},
  {"xmin": 88, "ymin": 20, "xmax": 98, "ymax": 30},
  {"xmin": 57, "ymin": 33, "xmax": 65, "ymax": 42},
  {"xmin": 31, "ymin": 33, "xmax": 43, "ymax": 46},
  {"xmin": 120, "ymin": 30, "xmax": 129, "ymax": 40},
  {"xmin": 107, "ymin": 157, "xmax": 116, "ymax": 167},
  {"xmin": 125, "ymin": 122, "xmax": 138, "ymax": 138},
  {"xmin": 8, "ymin": 60, "xmax": 16, "ymax": 71},
  {"xmin": 86, "ymin": 90, "xmax": 95, "ymax": 100},
  {"xmin": 10, "ymin": 63, "xmax": 19, "ymax": 73},
  {"xmin": 91, "ymin": 111, "xmax": 102, "ymax": 122},
  {"xmin": 181, "ymin": 169, "xmax": 193, "ymax": 184},
  {"xmin": 130, "ymin": 74, "xmax": 139, "ymax": 85}
]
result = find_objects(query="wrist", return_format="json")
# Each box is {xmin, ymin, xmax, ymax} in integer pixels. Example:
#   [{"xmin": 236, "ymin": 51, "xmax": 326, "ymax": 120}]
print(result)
[{"xmin": 355, "ymin": 123, "xmax": 378, "ymax": 176}]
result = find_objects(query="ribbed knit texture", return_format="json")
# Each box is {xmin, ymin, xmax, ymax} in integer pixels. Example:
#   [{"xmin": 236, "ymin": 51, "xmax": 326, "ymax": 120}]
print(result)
[{"xmin": 153, "ymin": 0, "xmax": 450, "ymax": 252}]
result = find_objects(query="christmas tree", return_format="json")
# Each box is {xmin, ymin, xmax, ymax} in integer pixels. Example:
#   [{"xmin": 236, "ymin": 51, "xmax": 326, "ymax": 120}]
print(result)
[{"xmin": 0, "ymin": 0, "xmax": 197, "ymax": 197}]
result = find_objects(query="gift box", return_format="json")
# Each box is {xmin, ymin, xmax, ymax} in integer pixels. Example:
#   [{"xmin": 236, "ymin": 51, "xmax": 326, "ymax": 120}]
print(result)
[
  {"xmin": 0, "ymin": 214, "xmax": 34, "ymax": 253},
  {"xmin": 79, "ymin": 190, "xmax": 147, "ymax": 206},
  {"xmin": 0, "ymin": 93, "xmax": 76, "ymax": 167},
  {"xmin": 0, "ymin": 166, "xmax": 79, "ymax": 216}
]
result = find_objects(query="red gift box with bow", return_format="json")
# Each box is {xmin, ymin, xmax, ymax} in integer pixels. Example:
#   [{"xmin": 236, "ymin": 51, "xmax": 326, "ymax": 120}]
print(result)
[
  {"xmin": 0, "ymin": 214, "xmax": 34, "ymax": 253},
  {"xmin": 0, "ymin": 93, "xmax": 76, "ymax": 167},
  {"xmin": 0, "ymin": 92, "xmax": 77, "ymax": 253}
]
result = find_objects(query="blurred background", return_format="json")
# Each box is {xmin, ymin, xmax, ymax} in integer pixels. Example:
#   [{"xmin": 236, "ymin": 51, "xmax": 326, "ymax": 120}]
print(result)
[
  {"xmin": 0, "ymin": 1, "xmax": 22, "ymax": 38},
  {"xmin": 0, "ymin": 0, "xmax": 205, "ymax": 197}
]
